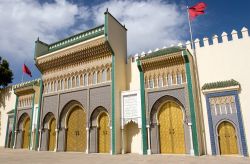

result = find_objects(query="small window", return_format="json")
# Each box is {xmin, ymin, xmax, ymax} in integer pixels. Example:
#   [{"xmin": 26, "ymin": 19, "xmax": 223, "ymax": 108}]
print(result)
[
  {"xmin": 48, "ymin": 83, "xmax": 51, "ymax": 92},
  {"xmin": 68, "ymin": 78, "xmax": 72, "ymax": 89},
  {"xmin": 102, "ymin": 69, "xmax": 107, "ymax": 82},
  {"xmin": 76, "ymin": 76, "xmax": 79, "ymax": 87},
  {"xmin": 211, "ymin": 104, "xmax": 215, "ymax": 115},
  {"xmin": 226, "ymin": 103, "xmax": 231, "ymax": 114},
  {"xmin": 158, "ymin": 76, "xmax": 163, "ymax": 87},
  {"xmin": 221, "ymin": 104, "xmax": 227, "ymax": 115},
  {"xmin": 84, "ymin": 74, "xmax": 88, "ymax": 86},
  {"xmin": 72, "ymin": 76, "xmax": 75, "ymax": 88},
  {"xmin": 149, "ymin": 78, "xmax": 154, "ymax": 88},
  {"xmin": 215, "ymin": 104, "xmax": 220, "ymax": 115},
  {"xmin": 231, "ymin": 102, "xmax": 237, "ymax": 113},
  {"xmin": 61, "ymin": 80, "xmax": 64, "ymax": 90},
  {"xmin": 177, "ymin": 73, "xmax": 182, "ymax": 84},
  {"xmin": 167, "ymin": 74, "xmax": 172, "ymax": 86},
  {"xmin": 57, "ymin": 80, "xmax": 60, "ymax": 91},
  {"xmin": 54, "ymin": 81, "xmax": 57, "ymax": 91},
  {"xmin": 93, "ymin": 72, "xmax": 97, "ymax": 84}
]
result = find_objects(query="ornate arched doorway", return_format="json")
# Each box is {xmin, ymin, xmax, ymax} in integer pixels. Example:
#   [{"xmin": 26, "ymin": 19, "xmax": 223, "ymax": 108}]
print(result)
[
  {"xmin": 218, "ymin": 121, "xmax": 239, "ymax": 155},
  {"xmin": 98, "ymin": 112, "xmax": 110, "ymax": 153},
  {"xmin": 158, "ymin": 101, "xmax": 185, "ymax": 154},
  {"xmin": 48, "ymin": 118, "xmax": 56, "ymax": 151},
  {"xmin": 22, "ymin": 117, "xmax": 30, "ymax": 149},
  {"xmin": 66, "ymin": 106, "xmax": 86, "ymax": 152}
]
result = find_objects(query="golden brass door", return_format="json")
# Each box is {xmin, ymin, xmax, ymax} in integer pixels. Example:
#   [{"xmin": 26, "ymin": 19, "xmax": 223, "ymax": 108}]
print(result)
[
  {"xmin": 49, "ymin": 118, "xmax": 56, "ymax": 151},
  {"xmin": 159, "ymin": 102, "xmax": 185, "ymax": 154},
  {"xmin": 218, "ymin": 121, "xmax": 238, "ymax": 155},
  {"xmin": 22, "ymin": 117, "xmax": 30, "ymax": 149},
  {"xmin": 66, "ymin": 107, "xmax": 86, "ymax": 152},
  {"xmin": 98, "ymin": 112, "xmax": 110, "ymax": 153}
]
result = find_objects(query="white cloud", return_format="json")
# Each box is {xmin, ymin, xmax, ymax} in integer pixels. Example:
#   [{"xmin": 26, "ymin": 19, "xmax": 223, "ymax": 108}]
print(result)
[
  {"xmin": 92, "ymin": 0, "xmax": 187, "ymax": 55},
  {"xmin": 0, "ymin": 0, "xmax": 188, "ymax": 83},
  {"xmin": 0, "ymin": 0, "xmax": 88, "ymax": 60}
]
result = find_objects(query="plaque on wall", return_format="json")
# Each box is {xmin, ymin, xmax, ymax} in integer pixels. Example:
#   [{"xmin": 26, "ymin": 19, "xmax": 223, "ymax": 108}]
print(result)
[{"xmin": 121, "ymin": 90, "xmax": 141, "ymax": 128}]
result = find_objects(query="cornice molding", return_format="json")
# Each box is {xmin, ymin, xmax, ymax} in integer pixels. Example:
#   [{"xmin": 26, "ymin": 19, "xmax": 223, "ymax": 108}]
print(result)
[
  {"xmin": 140, "ymin": 52, "xmax": 184, "ymax": 72},
  {"xmin": 36, "ymin": 38, "xmax": 112, "ymax": 73}
]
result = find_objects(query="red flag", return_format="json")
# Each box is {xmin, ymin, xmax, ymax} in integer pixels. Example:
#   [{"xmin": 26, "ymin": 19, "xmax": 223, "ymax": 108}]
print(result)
[
  {"xmin": 22, "ymin": 64, "xmax": 32, "ymax": 77},
  {"xmin": 189, "ymin": 2, "xmax": 207, "ymax": 20}
]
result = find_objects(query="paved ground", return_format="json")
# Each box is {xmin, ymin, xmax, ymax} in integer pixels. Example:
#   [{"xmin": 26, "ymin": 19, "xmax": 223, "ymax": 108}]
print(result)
[{"xmin": 0, "ymin": 148, "xmax": 250, "ymax": 164}]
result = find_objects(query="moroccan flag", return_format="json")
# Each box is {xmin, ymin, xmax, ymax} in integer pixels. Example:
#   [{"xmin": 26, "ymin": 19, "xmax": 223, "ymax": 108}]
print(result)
[
  {"xmin": 22, "ymin": 64, "xmax": 32, "ymax": 77},
  {"xmin": 189, "ymin": 2, "xmax": 207, "ymax": 20}
]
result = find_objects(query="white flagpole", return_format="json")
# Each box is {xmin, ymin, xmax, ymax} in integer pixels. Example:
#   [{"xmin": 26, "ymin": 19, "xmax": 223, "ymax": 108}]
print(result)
[
  {"xmin": 21, "ymin": 71, "xmax": 24, "ymax": 83},
  {"xmin": 186, "ymin": 5, "xmax": 207, "ymax": 155}
]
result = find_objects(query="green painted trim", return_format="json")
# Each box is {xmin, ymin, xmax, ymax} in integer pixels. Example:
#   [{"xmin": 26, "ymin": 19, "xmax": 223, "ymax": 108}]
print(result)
[
  {"xmin": 137, "ymin": 60, "xmax": 148, "ymax": 155},
  {"xmin": 11, "ymin": 96, "xmax": 18, "ymax": 148},
  {"xmin": 111, "ymin": 54, "xmax": 116, "ymax": 154},
  {"xmin": 35, "ymin": 80, "xmax": 43, "ymax": 150},
  {"xmin": 183, "ymin": 50, "xmax": 199, "ymax": 156},
  {"xmin": 7, "ymin": 109, "xmax": 15, "ymax": 114},
  {"xmin": 104, "ymin": 12, "xmax": 108, "ymax": 40},
  {"xmin": 4, "ymin": 116, "xmax": 10, "ymax": 148},
  {"xmin": 29, "ymin": 92, "xmax": 35, "ymax": 150}
]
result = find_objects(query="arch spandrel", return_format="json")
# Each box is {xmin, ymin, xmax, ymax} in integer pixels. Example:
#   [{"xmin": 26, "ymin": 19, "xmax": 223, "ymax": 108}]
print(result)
[
  {"xmin": 90, "ymin": 106, "xmax": 110, "ymax": 127},
  {"xmin": 59, "ymin": 100, "xmax": 87, "ymax": 129},
  {"xmin": 17, "ymin": 112, "xmax": 30, "ymax": 130},
  {"xmin": 150, "ymin": 95, "xmax": 187, "ymax": 124},
  {"xmin": 42, "ymin": 112, "xmax": 56, "ymax": 129}
]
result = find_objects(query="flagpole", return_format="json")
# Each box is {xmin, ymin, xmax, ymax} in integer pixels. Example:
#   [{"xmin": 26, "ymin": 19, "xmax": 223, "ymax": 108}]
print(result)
[
  {"xmin": 21, "ymin": 71, "xmax": 24, "ymax": 83},
  {"xmin": 186, "ymin": 5, "xmax": 207, "ymax": 155}
]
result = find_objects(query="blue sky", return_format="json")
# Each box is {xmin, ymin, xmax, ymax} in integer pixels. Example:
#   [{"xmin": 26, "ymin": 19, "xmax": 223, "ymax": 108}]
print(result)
[{"xmin": 0, "ymin": 0, "xmax": 249, "ymax": 85}]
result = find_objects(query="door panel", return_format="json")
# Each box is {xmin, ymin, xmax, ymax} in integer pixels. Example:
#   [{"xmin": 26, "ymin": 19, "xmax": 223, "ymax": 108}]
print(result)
[
  {"xmin": 159, "ymin": 103, "xmax": 172, "ymax": 153},
  {"xmin": 49, "ymin": 118, "xmax": 56, "ymax": 151},
  {"xmin": 218, "ymin": 121, "xmax": 238, "ymax": 155},
  {"xmin": 171, "ymin": 102, "xmax": 185, "ymax": 154},
  {"xmin": 98, "ymin": 112, "xmax": 110, "ymax": 153},
  {"xmin": 22, "ymin": 117, "xmax": 30, "ymax": 149},
  {"xmin": 66, "ymin": 107, "xmax": 86, "ymax": 152},
  {"xmin": 159, "ymin": 102, "xmax": 185, "ymax": 154}
]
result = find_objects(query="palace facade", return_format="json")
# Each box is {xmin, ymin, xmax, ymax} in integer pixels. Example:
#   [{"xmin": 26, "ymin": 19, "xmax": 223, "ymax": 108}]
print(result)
[{"xmin": 0, "ymin": 11, "xmax": 249, "ymax": 157}]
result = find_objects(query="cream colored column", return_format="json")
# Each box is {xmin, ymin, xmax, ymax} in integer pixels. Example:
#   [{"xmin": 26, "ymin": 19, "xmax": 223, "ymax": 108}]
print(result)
[
  {"xmin": 146, "ymin": 125, "xmax": 151, "ymax": 155},
  {"xmin": 38, "ymin": 129, "xmax": 42, "ymax": 151},
  {"xmin": 121, "ymin": 127, "xmax": 125, "ymax": 154},
  {"xmin": 54, "ymin": 128, "xmax": 59, "ymax": 152},
  {"xmin": 188, "ymin": 123, "xmax": 194, "ymax": 155},
  {"xmin": 13, "ymin": 130, "xmax": 18, "ymax": 149},
  {"xmin": 86, "ymin": 127, "xmax": 89, "ymax": 154}
]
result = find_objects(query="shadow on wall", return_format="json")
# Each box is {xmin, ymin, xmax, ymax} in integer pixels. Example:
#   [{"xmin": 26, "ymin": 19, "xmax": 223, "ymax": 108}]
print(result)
[
  {"xmin": 125, "ymin": 121, "xmax": 140, "ymax": 153},
  {"xmin": 0, "ymin": 86, "xmax": 12, "ymax": 109}
]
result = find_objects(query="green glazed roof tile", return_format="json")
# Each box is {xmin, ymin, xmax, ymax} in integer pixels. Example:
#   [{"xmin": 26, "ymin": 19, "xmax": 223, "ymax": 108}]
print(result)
[
  {"xmin": 202, "ymin": 79, "xmax": 240, "ymax": 90},
  {"xmin": 140, "ymin": 46, "xmax": 184, "ymax": 60}
]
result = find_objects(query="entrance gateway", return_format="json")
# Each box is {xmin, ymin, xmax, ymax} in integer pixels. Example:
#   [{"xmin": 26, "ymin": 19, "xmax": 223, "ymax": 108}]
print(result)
[
  {"xmin": 218, "ymin": 121, "xmax": 239, "ymax": 155},
  {"xmin": 158, "ymin": 101, "xmax": 185, "ymax": 154},
  {"xmin": 22, "ymin": 117, "xmax": 30, "ymax": 149},
  {"xmin": 66, "ymin": 106, "xmax": 86, "ymax": 152}
]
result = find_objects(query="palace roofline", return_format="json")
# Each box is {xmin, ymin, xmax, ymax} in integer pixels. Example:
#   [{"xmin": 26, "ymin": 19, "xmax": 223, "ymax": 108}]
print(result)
[{"xmin": 35, "ymin": 25, "xmax": 105, "ymax": 57}]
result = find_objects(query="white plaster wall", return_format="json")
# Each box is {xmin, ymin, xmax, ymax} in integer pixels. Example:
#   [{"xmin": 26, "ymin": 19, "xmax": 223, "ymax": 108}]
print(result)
[
  {"xmin": 189, "ymin": 30, "xmax": 250, "ymax": 155},
  {"xmin": 0, "ymin": 86, "xmax": 16, "ymax": 147},
  {"xmin": 127, "ymin": 58, "xmax": 140, "ymax": 91},
  {"xmin": 125, "ymin": 122, "xmax": 142, "ymax": 154}
]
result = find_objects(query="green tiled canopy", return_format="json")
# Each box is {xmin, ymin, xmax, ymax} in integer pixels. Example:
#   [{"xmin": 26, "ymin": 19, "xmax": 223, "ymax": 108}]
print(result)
[
  {"xmin": 140, "ymin": 46, "xmax": 184, "ymax": 60},
  {"xmin": 202, "ymin": 79, "xmax": 240, "ymax": 90}
]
